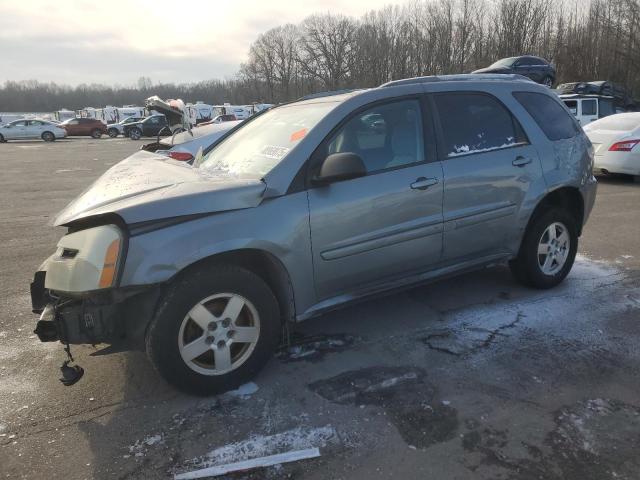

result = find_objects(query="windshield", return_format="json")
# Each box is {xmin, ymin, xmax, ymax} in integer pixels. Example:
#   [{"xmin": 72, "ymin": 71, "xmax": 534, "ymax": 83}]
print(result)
[
  {"xmin": 200, "ymin": 101, "xmax": 338, "ymax": 177},
  {"xmin": 490, "ymin": 57, "xmax": 517, "ymax": 68}
]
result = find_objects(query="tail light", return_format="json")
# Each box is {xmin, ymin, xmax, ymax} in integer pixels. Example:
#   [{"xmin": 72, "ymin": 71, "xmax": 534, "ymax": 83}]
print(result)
[
  {"xmin": 167, "ymin": 151, "xmax": 194, "ymax": 161},
  {"xmin": 609, "ymin": 140, "xmax": 639, "ymax": 152}
]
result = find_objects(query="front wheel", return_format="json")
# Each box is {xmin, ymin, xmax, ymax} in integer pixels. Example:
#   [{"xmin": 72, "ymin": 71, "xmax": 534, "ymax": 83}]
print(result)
[
  {"xmin": 509, "ymin": 209, "xmax": 578, "ymax": 289},
  {"xmin": 41, "ymin": 131, "xmax": 55, "ymax": 142},
  {"xmin": 107, "ymin": 128, "xmax": 119, "ymax": 138},
  {"xmin": 91, "ymin": 129, "xmax": 102, "ymax": 139},
  {"xmin": 146, "ymin": 265, "xmax": 280, "ymax": 395},
  {"xmin": 0, "ymin": 133, "xmax": 5, "ymax": 143},
  {"xmin": 129, "ymin": 128, "xmax": 141, "ymax": 140}
]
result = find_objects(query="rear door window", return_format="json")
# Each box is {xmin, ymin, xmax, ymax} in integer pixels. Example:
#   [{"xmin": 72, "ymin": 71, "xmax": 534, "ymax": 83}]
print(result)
[
  {"xmin": 582, "ymin": 100, "xmax": 597, "ymax": 116},
  {"xmin": 513, "ymin": 92, "xmax": 579, "ymax": 141},
  {"xmin": 434, "ymin": 93, "xmax": 526, "ymax": 157}
]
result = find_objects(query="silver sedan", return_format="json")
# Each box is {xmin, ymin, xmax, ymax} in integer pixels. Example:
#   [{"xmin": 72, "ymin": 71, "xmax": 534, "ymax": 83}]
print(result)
[{"xmin": 0, "ymin": 119, "xmax": 67, "ymax": 142}]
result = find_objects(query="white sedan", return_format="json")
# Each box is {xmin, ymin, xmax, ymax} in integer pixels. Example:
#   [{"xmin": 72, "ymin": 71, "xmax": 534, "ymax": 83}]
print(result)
[
  {"xmin": 584, "ymin": 113, "xmax": 640, "ymax": 180},
  {"xmin": 0, "ymin": 119, "xmax": 67, "ymax": 142}
]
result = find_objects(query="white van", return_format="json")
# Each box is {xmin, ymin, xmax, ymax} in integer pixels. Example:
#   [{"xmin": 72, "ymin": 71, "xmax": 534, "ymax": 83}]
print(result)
[{"xmin": 559, "ymin": 94, "xmax": 617, "ymax": 126}]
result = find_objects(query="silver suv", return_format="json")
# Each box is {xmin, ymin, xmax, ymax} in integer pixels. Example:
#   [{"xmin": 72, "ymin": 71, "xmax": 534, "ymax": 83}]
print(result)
[{"xmin": 31, "ymin": 74, "xmax": 597, "ymax": 394}]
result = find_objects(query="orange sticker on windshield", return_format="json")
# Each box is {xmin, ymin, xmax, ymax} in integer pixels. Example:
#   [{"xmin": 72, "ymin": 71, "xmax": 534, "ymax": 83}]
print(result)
[{"xmin": 290, "ymin": 128, "xmax": 308, "ymax": 142}]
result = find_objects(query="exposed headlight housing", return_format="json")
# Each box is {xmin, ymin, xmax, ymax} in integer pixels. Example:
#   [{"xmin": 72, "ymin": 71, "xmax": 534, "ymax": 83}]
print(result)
[{"xmin": 44, "ymin": 224, "xmax": 124, "ymax": 293}]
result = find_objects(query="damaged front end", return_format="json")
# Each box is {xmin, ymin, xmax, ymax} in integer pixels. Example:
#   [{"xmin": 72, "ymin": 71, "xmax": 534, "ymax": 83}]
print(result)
[{"xmin": 30, "ymin": 222, "xmax": 162, "ymax": 385}]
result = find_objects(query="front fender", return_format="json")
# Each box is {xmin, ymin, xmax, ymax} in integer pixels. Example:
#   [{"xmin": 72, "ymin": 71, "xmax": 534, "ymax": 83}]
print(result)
[{"xmin": 118, "ymin": 191, "xmax": 318, "ymax": 314}]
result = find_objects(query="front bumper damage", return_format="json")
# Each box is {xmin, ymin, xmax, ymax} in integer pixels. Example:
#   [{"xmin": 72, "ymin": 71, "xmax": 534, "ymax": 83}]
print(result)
[{"xmin": 31, "ymin": 270, "xmax": 161, "ymax": 351}]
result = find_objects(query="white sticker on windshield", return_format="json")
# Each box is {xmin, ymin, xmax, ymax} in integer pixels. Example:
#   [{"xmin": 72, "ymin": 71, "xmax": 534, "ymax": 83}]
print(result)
[{"xmin": 260, "ymin": 145, "xmax": 290, "ymax": 160}]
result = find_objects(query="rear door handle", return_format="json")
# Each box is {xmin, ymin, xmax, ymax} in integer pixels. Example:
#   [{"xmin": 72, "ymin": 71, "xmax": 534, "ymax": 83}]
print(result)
[
  {"xmin": 512, "ymin": 156, "xmax": 532, "ymax": 167},
  {"xmin": 410, "ymin": 177, "xmax": 439, "ymax": 190}
]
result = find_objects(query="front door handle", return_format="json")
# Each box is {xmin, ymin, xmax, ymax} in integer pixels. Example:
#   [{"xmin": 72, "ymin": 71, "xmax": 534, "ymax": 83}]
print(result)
[
  {"xmin": 410, "ymin": 177, "xmax": 439, "ymax": 190},
  {"xmin": 512, "ymin": 156, "xmax": 532, "ymax": 167}
]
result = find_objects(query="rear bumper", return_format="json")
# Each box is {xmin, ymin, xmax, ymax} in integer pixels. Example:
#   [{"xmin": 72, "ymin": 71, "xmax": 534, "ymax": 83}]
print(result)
[
  {"xmin": 594, "ymin": 153, "xmax": 640, "ymax": 176},
  {"xmin": 31, "ymin": 271, "xmax": 161, "ymax": 350}
]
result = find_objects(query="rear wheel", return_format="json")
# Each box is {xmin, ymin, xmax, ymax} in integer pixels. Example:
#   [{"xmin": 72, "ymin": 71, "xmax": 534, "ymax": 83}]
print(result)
[
  {"xmin": 509, "ymin": 209, "xmax": 578, "ymax": 289},
  {"xmin": 129, "ymin": 128, "xmax": 141, "ymax": 140},
  {"xmin": 41, "ymin": 131, "xmax": 55, "ymax": 142},
  {"xmin": 108, "ymin": 128, "xmax": 119, "ymax": 138},
  {"xmin": 91, "ymin": 129, "xmax": 102, "ymax": 139},
  {"xmin": 146, "ymin": 265, "xmax": 280, "ymax": 395}
]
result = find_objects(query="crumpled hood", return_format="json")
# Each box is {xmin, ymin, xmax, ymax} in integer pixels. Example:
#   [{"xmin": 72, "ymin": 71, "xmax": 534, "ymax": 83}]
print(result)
[{"xmin": 54, "ymin": 150, "xmax": 266, "ymax": 226}]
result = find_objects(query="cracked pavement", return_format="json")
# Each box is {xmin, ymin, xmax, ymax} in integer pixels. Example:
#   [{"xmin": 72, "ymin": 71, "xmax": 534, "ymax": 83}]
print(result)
[{"xmin": 1, "ymin": 139, "xmax": 639, "ymax": 479}]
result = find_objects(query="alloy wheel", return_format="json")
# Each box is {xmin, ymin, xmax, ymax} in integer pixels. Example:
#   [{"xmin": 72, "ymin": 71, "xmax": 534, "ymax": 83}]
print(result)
[
  {"xmin": 178, "ymin": 293, "xmax": 260, "ymax": 376},
  {"xmin": 537, "ymin": 222, "xmax": 570, "ymax": 275}
]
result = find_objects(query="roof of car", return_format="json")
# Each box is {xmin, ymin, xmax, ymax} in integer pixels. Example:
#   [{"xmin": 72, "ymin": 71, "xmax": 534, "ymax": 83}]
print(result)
[
  {"xmin": 559, "ymin": 93, "xmax": 615, "ymax": 100},
  {"xmin": 381, "ymin": 73, "xmax": 535, "ymax": 87}
]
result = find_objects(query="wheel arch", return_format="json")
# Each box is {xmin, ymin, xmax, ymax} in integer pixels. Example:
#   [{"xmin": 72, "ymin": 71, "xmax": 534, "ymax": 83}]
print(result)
[
  {"xmin": 524, "ymin": 186, "xmax": 585, "ymax": 242},
  {"xmin": 170, "ymin": 248, "xmax": 296, "ymax": 327}
]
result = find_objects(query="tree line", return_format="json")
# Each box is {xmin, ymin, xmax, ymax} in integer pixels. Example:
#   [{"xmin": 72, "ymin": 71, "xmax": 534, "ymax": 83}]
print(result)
[{"xmin": 1, "ymin": 0, "xmax": 638, "ymax": 112}]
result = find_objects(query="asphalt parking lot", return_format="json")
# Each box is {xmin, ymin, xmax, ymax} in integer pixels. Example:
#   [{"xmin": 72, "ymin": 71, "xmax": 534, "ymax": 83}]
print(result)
[{"xmin": 1, "ymin": 138, "xmax": 640, "ymax": 480}]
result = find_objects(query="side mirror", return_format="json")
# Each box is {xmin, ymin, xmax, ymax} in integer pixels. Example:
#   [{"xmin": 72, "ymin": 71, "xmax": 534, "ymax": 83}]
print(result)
[{"xmin": 313, "ymin": 152, "xmax": 367, "ymax": 185}]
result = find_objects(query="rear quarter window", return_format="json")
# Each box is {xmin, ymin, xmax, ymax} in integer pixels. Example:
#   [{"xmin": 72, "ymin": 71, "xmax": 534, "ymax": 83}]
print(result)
[{"xmin": 513, "ymin": 91, "xmax": 579, "ymax": 141}]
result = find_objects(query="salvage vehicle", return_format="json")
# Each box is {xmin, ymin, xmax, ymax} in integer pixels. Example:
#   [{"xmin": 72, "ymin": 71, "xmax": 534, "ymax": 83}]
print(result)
[
  {"xmin": 31, "ymin": 74, "xmax": 597, "ymax": 395},
  {"xmin": 60, "ymin": 118, "xmax": 108, "ymax": 138},
  {"xmin": 124, "ymin": 96, "xmax": 191, "ymax": 140},
  {"xmin": 584, "ymin": 112, "xmax": 640, "ymax": 180},
  {"xmin": 141, "ymin": 120, "xmax": 241, "ymax": 162},
  {"xmin": 472, "ymin": 56, "xmax": 556, "ymax": 87},
  {"xmin": 122, "ymin": 115, "xmax": 169, "ymax": 140},
  {"xmin": 559, "ymin": 94, "xmax": 616, "ymax": 126},
  {"xmin": 106, "ymin": 117, "xmax": 144, "ymax": 138},
  {"xmin": 0, "ymin": 119, "xmax": 67, "ymax": 142}
]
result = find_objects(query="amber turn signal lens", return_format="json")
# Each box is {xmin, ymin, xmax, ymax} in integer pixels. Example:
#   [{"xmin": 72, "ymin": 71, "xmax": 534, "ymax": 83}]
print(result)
[{"xmin": 98, "ymin": 239, "xmax": 120, "ymax": 288}]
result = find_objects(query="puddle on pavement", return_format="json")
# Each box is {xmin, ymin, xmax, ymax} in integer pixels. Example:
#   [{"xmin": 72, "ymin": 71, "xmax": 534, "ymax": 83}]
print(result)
[
  {"xmin": 308, "ymin": 366, "xmax": 458, "ymax": 449},
  {"xmin": 277, "ymin": 333, "xmax": 356, "ymax": 362}
]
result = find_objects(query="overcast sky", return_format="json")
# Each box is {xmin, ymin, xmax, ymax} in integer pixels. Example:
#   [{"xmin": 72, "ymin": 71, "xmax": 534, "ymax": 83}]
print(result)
[{"xmin": 0, "ymin": 0, "xmax": 396, "ymax": 86}]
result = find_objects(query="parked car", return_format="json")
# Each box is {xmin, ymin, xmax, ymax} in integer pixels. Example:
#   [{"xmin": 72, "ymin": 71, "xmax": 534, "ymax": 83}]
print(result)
[
  {"xmin": 106, "ymin": 117, "xmax": 144, "ymax": 138},
  {"xmin": 122, "ymin": 115, "xmax": 170, "ymax": 140},
  {"xmin": 141, "ymin": 120, "xmax": 241, "ymax": 162},
  {"xmin": 199, "ymin": 114, "xmax": 237, "ymax": 126},
  {"xmin": 472, "ymin": 56, "xmax": 556, "ymax": 87},
  {"xmin": 60, "ymin": 118, "xmax": 108, "ymax": 138},
  {"xmin": 0, "ymin": 119, "xmax": 67, "ymax": 142},
  {"xmin": 557, "ymin": 81, "xmax": 635, "ymax": 110},
  {"xmin": 559, "ymin": 94, "xmax": 616, "ymax": 126},
  {"xmin": 583, "ymin": 113, "xmax": 640, "ymax": 180},
  {"xmin": 31, "ymin": 74, "xmax": 596, "ymax": 394}
]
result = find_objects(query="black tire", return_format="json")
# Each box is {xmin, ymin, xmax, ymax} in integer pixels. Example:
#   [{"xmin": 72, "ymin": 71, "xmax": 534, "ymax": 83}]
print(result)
[
  {"xmin": 108, "ymin": 128, "xmax": 119, "ymax": 138},
  {"xmin": 129, "ymin": 128, "xmax": 142, "ymax": 140},
  {"xmin": 146, "ymin": 265, "xmax": 280, "ymax": 395},
  {"xmin": 41, "ymin": 131, "xmax": 55, "ymax": 142},
  {"xmin": 91, "ymin": 129, "xmax": 102, "ymax": 139},
  {"xmin": 509, "ymin": 208, "xmax": 578, "ymax": 289},
  {"xmin": 542, "ymin": 76, "xmax": 554, "ymax": 88},
  {"xmin": 0, "ymin": 133, "xmax": 5, "ymax": 143}
]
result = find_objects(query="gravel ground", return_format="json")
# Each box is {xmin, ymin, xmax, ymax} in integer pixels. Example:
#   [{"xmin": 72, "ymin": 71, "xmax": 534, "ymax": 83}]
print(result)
[{"xmin": 0, "ymin": 138, "xmax": 639, "ymax": 480}]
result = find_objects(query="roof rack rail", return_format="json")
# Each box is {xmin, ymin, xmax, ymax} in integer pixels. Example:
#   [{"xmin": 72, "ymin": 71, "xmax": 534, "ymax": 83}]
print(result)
[
  {"xmin": 381, "ymin": 74, "xmax": 534, "ymax": 88},
  {"xmin": 298, "ymin": 89, "xmax": 358, "ymax": 101}
]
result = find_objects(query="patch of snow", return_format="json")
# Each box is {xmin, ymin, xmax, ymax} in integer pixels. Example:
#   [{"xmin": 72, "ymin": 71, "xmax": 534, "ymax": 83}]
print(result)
[
  {"xmin": 225, "ymin": 382, "xmax": 259, "ymax": 398},
  {"xmin": 181, "ymin": 425, "xmax": 338, "ymax": 472},
  {"xmin": 128, "ymin": 434, "xmax": 163, "ymax": 456},
  {"xmin": 448, "ymin": 141, "xmax": 522, "ymax": 157}
]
